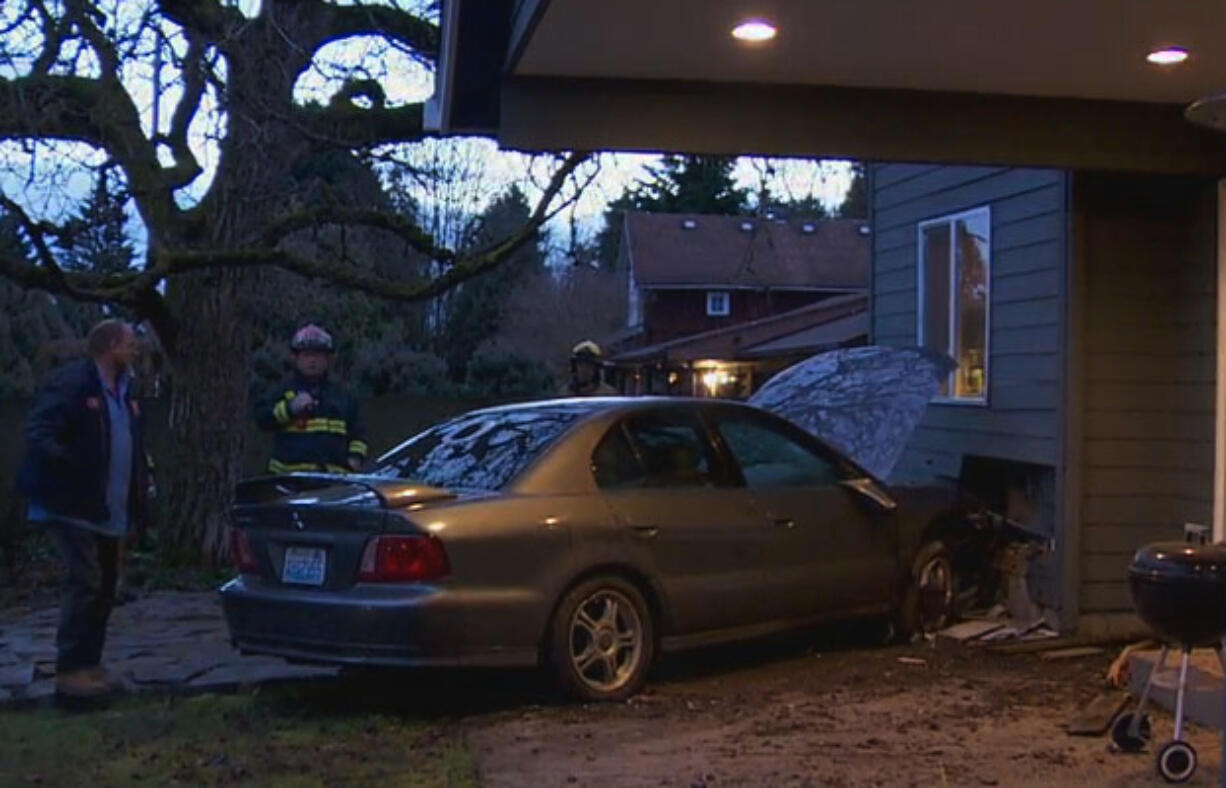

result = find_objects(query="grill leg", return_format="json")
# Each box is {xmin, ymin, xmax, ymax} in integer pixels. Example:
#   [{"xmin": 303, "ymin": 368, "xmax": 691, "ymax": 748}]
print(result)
[
  {"xmin": 1173, "ymin": 646, "xmax": 1191, "ymax": 742},
  {"xmin": 1219, "ymin": 638, "xmax": 1226, "ymax": 776},
  {"xmin": 1132, "ymin": 644, "xmax": 1169, "ymax": 735}
]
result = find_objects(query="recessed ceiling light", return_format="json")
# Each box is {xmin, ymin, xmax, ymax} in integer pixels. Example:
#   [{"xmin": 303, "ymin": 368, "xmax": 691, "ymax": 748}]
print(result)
[
  {"xmin": 732, "ymin": 20, "xmax": 777, "ymax": 43},
  {"xmin": 1147, "ymin": 47, "xmax": 1189, "ymax": 66}
]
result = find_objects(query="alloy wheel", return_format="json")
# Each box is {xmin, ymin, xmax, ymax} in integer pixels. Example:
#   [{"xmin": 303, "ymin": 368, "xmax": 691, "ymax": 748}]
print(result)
[
  {"xmin": 916, "ymin": 554, "xmax": 954, "ymax": 632},
  {"xmin": 568, "ymin": 589, "xmax": 644, "ymax": 694}
]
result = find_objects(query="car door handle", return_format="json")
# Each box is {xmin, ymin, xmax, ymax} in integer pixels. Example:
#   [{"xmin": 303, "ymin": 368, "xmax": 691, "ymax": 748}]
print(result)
[
  {"xmin": 772, "ymin": 518, "xmax": 796, "ymax": 529},
  {"xmin": 629, "ymin": 525, "xmax": 660, "ymax": 540}
]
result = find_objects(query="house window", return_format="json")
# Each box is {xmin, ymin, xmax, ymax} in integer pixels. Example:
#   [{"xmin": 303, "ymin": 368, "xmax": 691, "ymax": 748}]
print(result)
[
  {"xmin": 917, "ymin": 207, "xmax": 990, "ymax": 402},
  {"xmin": 706, "ymin": 291, "xmax": 731, "ymax": 317}
]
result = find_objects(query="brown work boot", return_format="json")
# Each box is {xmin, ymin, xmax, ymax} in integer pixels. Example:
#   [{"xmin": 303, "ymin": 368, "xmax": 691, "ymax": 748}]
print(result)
[
  {"xmin": 55, "ymin": 668, "xmax": 112, "ymax": 700},
  {"xmin": 85, "ymin": 666, "xmax": 126, "ymax": 692}
]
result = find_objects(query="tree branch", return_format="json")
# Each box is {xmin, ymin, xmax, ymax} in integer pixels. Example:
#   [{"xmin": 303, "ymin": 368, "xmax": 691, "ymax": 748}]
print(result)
[
  {"xmin": 65, "ymin": 0, "xmax": 120, "ymax": 76},
  {"xmin": 156, "ymin": 30, "xmax": 207, "ymax": 189},
  {"xmin": 300, "ymin": 0, "xmax": 439, "ymax": 63},
  {"xmin": 260, "ymin": 206, "xmax": 452, "ymax": 261},
  {"xmin": 0, "ymin": 238, "xmax": 180, "ymax": 350},
  {"xmin": 157, "ymin": 0, "xmax": 246, "ymax": 48},
  {"xmin": 0, "ymin": 72, "xmax": 184, "ymax": 229},
  {"xmin": 29, "ymin": 0, "xmax": 69, "ymax": 77},
  {"xmin": 0, "ymin": 148, "xmax": 589, "ymax": 349},
  {"xmin": 294, "ymin": 99, "xmax": 428, "ymax": 149},
  {"xmin": 155, "ymin": 151, "xmax": 590, "ymax": 300},
  {"xmin": 0, "ymin": 193, "xmax": 79, "ymax": 297}
]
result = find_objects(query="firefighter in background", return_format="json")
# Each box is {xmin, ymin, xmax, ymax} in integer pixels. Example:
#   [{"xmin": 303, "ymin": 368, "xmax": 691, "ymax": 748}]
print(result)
[
  {"xmin": 562, "ymin": 340, "xmax": 618, "ymax": 396},
  {"xmin": 257, "ymin": 324, "xmax": 368, "ymax": 474}
]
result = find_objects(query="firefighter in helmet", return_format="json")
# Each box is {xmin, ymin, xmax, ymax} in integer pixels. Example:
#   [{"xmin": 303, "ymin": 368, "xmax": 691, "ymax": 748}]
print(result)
[
  {"xmin": 561, "ymin": 340, "xmax": 617, "ymax": 396},
  {"xmin": 256, "ymin": 323, "xmax": 368, "ymax": 474}
]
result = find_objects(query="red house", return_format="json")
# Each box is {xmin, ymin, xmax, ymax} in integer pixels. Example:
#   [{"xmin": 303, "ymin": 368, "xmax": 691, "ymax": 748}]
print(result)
[
  {"xmin": 608, "ymin": 211, "xmax": 870, "ymax": 397},
  {"xmin": 619, "ymin": 211, "xmax": 869, "ymax": 345}
]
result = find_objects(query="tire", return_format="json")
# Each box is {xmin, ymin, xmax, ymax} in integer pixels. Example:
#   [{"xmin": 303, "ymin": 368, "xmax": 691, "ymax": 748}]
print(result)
[
  {"xmin": 547, "ymin": 576, "xmax": 655, "ymax": 702},
  {"xmin": 1156, "ymin": 741, "xmax": 1197, "ymax": 783},
  {"xmin": 896, "ymin": 540, "xmax": 956, "ymax": 640},
  {"xmin": 1110, "ymin": 712, "xmax": 1152, "ymax": 754}
]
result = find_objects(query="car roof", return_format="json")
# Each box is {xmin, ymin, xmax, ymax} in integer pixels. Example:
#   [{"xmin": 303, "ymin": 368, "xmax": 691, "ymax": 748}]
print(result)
[{"xmin": 464, "ymin": 396, "xmax": 761, "ymax": 420}]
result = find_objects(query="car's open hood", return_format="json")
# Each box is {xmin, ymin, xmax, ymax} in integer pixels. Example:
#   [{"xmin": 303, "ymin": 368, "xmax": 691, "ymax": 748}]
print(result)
[{"xmin": 749, "ymin": 346, "xmax": 956, "ymax": 481}]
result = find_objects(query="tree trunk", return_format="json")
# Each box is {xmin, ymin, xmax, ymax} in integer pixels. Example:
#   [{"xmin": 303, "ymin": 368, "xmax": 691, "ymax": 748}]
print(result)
[{"xmin": 159, "ymin": 266, "xmax": 255, "ymax": 566}]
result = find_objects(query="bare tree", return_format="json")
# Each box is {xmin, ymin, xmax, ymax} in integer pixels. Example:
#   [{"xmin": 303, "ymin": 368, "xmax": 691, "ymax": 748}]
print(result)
[
  {"xmin": 0, "ymin": 1, "xmax": 591, "ymax": 563},
  {"xmin": 489, "ymin": 265, "xmax": 627, "ymax": 379}
]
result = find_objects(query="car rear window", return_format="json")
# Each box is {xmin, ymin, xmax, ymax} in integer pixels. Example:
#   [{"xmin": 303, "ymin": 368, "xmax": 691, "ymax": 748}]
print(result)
[{"xmin": 371, "ymin": 407, "xmax": 588, "ymax": 491}]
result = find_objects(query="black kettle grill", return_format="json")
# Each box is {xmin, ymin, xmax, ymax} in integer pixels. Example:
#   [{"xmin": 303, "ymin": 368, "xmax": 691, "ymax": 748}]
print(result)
[{"xmin": 1112, "ymin": 535, "xmax": 1226, "ymax": 783}]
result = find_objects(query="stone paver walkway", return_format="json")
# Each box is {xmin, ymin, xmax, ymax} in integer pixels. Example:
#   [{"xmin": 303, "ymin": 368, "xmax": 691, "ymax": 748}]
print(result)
[{"xmin": 0, "ymin": 591, "xmax": 336, "ymax": 705}]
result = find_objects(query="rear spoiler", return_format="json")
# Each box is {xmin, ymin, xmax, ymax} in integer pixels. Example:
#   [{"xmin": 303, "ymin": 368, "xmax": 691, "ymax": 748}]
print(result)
[{"xmin": 234, "ymin": 473, "xmax": 456, "ymax": 509}]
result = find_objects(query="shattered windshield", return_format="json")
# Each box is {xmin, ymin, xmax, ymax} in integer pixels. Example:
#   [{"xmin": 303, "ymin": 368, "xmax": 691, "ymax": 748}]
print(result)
[{"xmin": 369, "ymin": 405, "xmax": 592, "ymax": 491}]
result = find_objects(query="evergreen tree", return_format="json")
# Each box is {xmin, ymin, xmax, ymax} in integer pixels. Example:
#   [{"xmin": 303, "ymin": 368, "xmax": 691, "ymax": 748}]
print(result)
[
  {"xmin": 437, "ymin": 186, "xmax": 545, "ymax": 380},
  {"xmin": 60, "ymin": 168, "xmax": 136, "ymax": 275},
  {"xmin": 836, "ymin": 162, "xmax": 868, "ymax": 219},
  {"xmin": 596, "ymin": 155, "xmax": 751, "ymax": 270},
  {"xmin": 623, "ymin": 155, "xmax": 750, "ymax": 215},
  {"xmin": 0, "ymin": 214, "xmax": 102, "ymax": 396}
]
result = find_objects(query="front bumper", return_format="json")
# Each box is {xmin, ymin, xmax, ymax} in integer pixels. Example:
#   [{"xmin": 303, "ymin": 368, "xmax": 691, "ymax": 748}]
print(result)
[{"xmin": 219, "ymin": 577, "xmax": 540, "ymax": 668}]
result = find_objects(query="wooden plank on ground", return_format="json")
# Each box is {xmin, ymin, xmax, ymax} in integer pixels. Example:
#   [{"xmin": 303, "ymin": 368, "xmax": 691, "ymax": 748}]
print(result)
[
  {"xmin": 938, "ymin": 620, "xmax": 1005, "ymax": 642},
  {"xmin": 1066, "ymin": 691, "xmax": 1129, "ymax": 736},
  {"xmin": 1040, "ymin": 646, "xmax": 1106, "ymax": 661},
  {"xmin": 986, "ymin": 636, "xmax": 1109, "ymax": 655}
]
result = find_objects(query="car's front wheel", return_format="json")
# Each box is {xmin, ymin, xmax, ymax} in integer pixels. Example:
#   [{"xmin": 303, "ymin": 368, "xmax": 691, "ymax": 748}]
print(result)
[
  {"xmin": 547, "ymin": 576, "xmax": 654, "ymax": 702},
  {"xmin": 896, "ymin": 540, "xmax": 955, "ymax": 639}
]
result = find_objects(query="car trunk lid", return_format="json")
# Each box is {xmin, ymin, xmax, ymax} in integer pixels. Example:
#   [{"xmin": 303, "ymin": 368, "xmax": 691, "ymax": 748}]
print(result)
[{"xmin": 230, "ymin": 474, "xmax": 460, "ymax": 590}]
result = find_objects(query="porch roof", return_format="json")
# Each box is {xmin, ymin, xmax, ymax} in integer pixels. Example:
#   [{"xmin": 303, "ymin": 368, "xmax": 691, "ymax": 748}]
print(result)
[{"xmin": 431, "ymin": 1, "xmax": 1226, "ymax": 174}]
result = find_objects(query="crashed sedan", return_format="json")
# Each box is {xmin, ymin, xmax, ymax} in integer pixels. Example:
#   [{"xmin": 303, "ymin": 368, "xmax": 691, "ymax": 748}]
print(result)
[{"xmin": 221, "ymin": 348, "xmax": 1022, "ymax": 700}]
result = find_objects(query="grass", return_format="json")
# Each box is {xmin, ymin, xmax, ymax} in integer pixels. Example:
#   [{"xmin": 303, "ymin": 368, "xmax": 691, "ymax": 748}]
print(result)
[{"xmin": 0, "ymin": 683, "xmax": 479, "ymax": 787}]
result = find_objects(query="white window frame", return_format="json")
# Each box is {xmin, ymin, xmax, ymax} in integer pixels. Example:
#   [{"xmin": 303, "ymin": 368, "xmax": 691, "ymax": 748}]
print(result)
[
  {"xmin": 706, "ymin": 290, "xmax": 731, "ymax": 317},
  {"xmin": 916, "ymin": 206, "xmax": 992, "ymax": 405}
]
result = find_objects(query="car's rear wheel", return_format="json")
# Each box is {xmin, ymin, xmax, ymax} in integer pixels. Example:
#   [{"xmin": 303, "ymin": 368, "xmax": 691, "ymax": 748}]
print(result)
[
  {"xmin": 897, "ymin": 540, "xmax": 955, "ymax": 639},
  {"xmin": 548, "ymin": 576, "xmax": 654, "ymax": 702}
]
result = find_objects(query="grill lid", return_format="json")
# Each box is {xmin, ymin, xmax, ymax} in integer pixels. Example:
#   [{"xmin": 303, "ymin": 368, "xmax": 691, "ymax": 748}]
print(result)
[{"xmin": 1130, "ymin": 541, "xmax": 1226, "ymax": 582}]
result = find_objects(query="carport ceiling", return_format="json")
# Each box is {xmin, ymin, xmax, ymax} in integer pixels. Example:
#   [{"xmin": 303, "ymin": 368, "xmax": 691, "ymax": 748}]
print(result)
[{"xmin": 515, "ymin": 0, "xmax": 1225, "ymax": 105}]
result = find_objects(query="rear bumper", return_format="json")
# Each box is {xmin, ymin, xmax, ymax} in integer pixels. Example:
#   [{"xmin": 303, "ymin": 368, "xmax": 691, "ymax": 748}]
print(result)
[{"xmin": 219, "ymin": 577, "xmax": 540, "ymax": 668}]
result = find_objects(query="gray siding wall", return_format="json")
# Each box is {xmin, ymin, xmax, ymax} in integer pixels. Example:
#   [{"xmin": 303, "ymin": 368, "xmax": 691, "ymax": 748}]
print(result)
[
  {"xmin": 1073, "ymin": 174, "xmax": 1218, "ymax": 616},
  {"xmin": 871, "ymin": 164, "xmax": 1068, "ymax": 483}
]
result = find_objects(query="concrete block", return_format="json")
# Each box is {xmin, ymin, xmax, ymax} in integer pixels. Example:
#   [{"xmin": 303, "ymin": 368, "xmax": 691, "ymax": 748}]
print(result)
[{"xmin": 1128, "ymin": 649, "xmax": 1225, "ymax": 729}]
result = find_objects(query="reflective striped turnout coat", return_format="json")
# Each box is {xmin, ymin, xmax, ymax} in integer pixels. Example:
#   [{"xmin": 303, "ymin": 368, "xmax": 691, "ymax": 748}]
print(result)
[{"xmin": 255, "ymin": 374, "xmax": 368, "ymax": 474}]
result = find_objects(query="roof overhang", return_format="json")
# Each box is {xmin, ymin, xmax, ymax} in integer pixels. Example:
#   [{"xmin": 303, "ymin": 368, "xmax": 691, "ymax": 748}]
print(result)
[
  {"xmin": 427, "ymin": 0, "xmax": 515, "ymax": 134},
  {"xmin": 434, "ymin": 0, "xmax": 1226, "ymax": 174}
]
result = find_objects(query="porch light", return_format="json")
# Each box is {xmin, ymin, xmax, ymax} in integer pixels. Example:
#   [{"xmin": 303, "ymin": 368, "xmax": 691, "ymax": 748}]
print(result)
[
  {"xmin": 732, "ymin": 20, "xmax": 776, "ymax": 43},
  {"xmin": 702, "ymin": 368, "xmax": 731, "ymax": 392},
  {"xmin": 1147, "ymin": 47, "xmax": 1188, "ymax": 66}
]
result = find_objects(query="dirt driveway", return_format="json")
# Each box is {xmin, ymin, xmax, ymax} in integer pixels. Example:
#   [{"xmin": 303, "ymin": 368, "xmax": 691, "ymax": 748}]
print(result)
[{"xmin": 465, "ymin": 624, "xmax": 1221, "ymax": 787}]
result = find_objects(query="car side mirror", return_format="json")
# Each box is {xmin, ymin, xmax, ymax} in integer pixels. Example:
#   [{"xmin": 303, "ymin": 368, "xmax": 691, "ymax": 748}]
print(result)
[{"xmin": 838, "ymin": 477, "xmax": 898, "ymax": 514}]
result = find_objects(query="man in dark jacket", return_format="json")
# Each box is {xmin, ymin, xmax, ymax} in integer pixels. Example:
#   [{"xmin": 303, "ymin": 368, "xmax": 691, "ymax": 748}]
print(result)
[
  {"xmin": 256, "ymin": 324, "xmax": 367, "ymax": 474},
  {"xmin": 17, "ymin": 319, "xmax": 150, "ymax": 703}
]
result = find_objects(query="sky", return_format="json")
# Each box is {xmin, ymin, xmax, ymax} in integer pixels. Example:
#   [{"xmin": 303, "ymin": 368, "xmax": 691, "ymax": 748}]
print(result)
[{"xmin": 0, "ymin": 1, "xmax": 855, "ymax": 266}]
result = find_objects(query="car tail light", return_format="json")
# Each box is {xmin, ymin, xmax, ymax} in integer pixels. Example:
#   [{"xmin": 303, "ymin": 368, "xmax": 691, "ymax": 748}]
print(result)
[
  {"xmin": 358, "ymin": 534, "xmax": 450, "ymax": 583},
  {"xmin": 229, "ymin": 528, "xmax": 259, "ymax": 574}
]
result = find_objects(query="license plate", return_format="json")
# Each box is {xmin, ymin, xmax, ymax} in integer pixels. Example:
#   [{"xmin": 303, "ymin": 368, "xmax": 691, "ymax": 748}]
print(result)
[{"xmin": 282, "ymin": 546, "xmax": 326, "ymax": 586}]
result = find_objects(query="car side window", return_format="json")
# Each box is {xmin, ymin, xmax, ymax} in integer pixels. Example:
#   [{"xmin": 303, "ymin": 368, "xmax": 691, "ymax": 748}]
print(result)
[
  {"xmin": 717, "ymin": 416, "xmax": 841, "ymax": 488},
  {"xmin": 592, "ymin": 426, "xmax": 647, "ymax": 490},
  {"xmin": 620, "ymin": 412, "xmax": 718, "ymax": 489}
]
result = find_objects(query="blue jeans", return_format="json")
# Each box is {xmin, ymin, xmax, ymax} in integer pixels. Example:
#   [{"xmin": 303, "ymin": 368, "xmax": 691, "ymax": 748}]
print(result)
[{"xmin": 45, "ymin": 521, "xmax": 119, "ymax": 673}]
